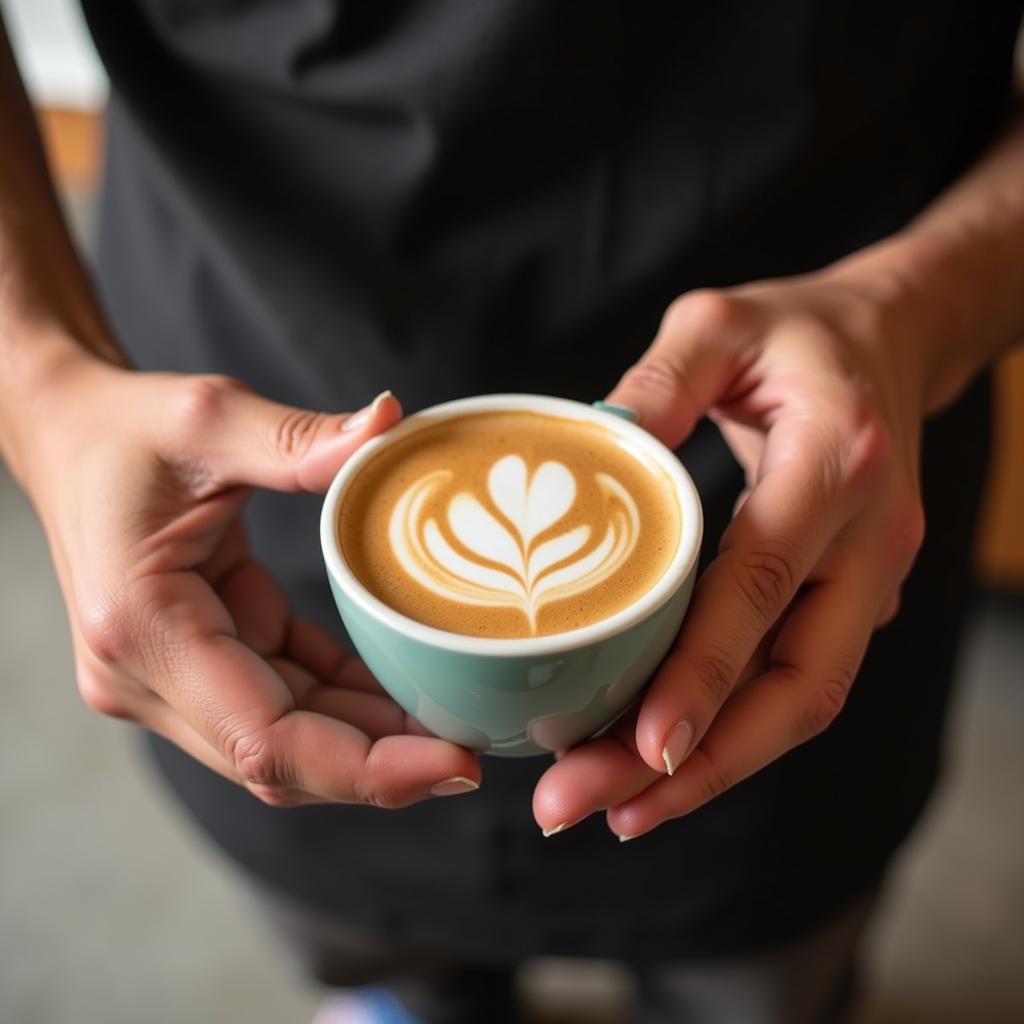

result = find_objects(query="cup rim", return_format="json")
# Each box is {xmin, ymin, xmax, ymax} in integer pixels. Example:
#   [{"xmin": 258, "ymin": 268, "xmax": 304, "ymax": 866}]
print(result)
[{"xmin": 320, "ymin": 394, "xmax": 703, "ymax": 657}]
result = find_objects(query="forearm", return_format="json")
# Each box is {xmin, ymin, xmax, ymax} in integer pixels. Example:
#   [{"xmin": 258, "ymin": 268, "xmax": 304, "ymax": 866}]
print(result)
[
  {"xmin": 0, "ymin": 17, "xmax": 127, "ymax": 484},
  {"xmin": 831, "ymin": 95, "xmax": 1024, "ymax": 414}
]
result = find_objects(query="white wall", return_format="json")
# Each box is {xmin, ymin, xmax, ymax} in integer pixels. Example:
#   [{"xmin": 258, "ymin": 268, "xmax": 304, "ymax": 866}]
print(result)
[{"xmin": 2, "ymin": 0, "xmax": 107, "ymax": 109}]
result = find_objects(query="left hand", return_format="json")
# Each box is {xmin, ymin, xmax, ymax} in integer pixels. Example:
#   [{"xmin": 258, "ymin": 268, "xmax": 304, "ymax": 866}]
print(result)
[{"xmin": 534, "ymin": 260, "xmax": 940, "ymax": 839}]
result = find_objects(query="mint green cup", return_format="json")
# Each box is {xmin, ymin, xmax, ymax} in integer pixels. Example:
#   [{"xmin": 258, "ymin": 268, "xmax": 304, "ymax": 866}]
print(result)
[{"xmin": 320, "ymin": 394, "xmax": 703, "ymax": 756}]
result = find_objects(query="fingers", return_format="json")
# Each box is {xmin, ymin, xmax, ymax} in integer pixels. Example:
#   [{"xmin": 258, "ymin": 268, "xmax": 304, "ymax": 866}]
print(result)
[
  {"xmin": 271, "ymin": 658, "xmax": 427, "ymax": 739},
  {"xmin": 533, "ymin": 631, "xmax": 774, "ymax": 836},
  {"xmin": 216, "ymin": 561, "xmax": 289, "ymax": 657},
  {"xmin": 142, "ymin": 696, "xmax": 324, "ymax": 806},
  {"xmin": 224, "ymin": 708, "xmax": 480, "ymax": 808},
  {"xmin": 197, "ymin": 514, "xmax": 251, "ymax": 586},
  {"xmin": 605, "ymin": 291, "xmax": 755, "ymax": 448},
  {"xmin": 195, "ymin": 644, "xmax": 477, "ymax": 805},
  {"xmin": 155, "ymin": 376, "xmax": 401, "ymax": 495},
  {"xmin": 607, "ymin": 575, "xmax": 879, "ymax": 839},
  {"xmin": 285, "ymin": 617, "xmax": 387, "ymax": 695},
  {"xmin": 532, "ymin": 712, "xmax": 662, "ymax": 835},
  {"xmin": 99, "ymin": 570, "xmax": 479, "ymax": 807},
  {"xmin": 634, "ymin": 415, "xmax": 863, "ymax": 775}
]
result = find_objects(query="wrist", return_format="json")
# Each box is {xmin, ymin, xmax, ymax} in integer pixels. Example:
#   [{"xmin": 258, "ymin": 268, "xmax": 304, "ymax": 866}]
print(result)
[
  {"xmin": 821, "ymin": 233, "xmax": 986, "ymax": 415},
  {"xmin": 0, "ymin": 324, "xmax": 121, "ymax": 494}
]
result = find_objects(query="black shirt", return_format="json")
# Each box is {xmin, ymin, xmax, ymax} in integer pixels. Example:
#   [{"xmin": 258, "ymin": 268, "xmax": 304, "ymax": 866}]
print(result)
[{"xmin": 81, "ymin": 1, "xmax": 1017, "ymax": 960}]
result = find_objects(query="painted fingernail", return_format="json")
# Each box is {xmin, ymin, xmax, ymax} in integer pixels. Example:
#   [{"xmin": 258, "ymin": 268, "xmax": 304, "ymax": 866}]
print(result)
[
  {"xmin": 542, "ymin": 816, "xmax": 585, "ymax": 838},
  {"xmin": 341, "ymin": 390, "xmax": 393, "ymax": 431},
  {"xmin": 429, "ymin": 776, "xmax": 479, "ymax": 797},
  {"xmin": 661, "ymin": 720, "xmax": 693, "ymax": 776}
]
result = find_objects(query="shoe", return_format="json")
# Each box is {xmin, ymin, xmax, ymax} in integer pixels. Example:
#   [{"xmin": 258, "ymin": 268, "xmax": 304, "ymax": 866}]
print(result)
[{"xmin": 311, "ymin": 985, "xmax": 424, "ymax": 1024}]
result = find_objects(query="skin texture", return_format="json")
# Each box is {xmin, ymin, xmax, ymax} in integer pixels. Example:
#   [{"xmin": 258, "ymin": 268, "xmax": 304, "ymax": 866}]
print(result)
[
  {"xmin": 0, "ymin": 19, "xmax": 480, "ymax": 809},
  {"xmin": 533, "ymin": 274, "xmax": 926, "ymax": 837},
  {"xmin": 1, "ymin": 15, "xmax": 1022, "ymax": 827},
  {"xmin": 533, "ymin": 99, "xmax": 1024, "ymax": 837},
  {"xmin": 26, "ymin": 369, "xmax": 483, "ymax": 808}
]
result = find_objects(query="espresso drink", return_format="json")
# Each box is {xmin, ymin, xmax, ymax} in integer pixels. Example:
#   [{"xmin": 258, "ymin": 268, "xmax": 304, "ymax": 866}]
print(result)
[{"xmin": 339, "ymin": 411, "xmax": 681, "ymax": 639}]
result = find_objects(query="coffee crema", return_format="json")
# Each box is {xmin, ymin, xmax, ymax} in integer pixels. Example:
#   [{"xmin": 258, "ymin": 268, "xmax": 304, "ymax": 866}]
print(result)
[{"xmin": 338, "ymin": 411, "xmax": 681, "ymax": 639}]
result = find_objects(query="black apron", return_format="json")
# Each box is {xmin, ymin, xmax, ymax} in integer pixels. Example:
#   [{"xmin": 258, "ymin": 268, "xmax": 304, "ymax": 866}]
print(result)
[{"xmin": 82, "ymin": 0, "xmax": 1018, "ymax": 960}]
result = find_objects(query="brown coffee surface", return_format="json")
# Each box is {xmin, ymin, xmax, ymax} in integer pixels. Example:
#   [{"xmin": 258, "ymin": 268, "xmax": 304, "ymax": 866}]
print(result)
[{"xmin": 338, "ymin": 411, "xmax": 681, "ymax": 638}]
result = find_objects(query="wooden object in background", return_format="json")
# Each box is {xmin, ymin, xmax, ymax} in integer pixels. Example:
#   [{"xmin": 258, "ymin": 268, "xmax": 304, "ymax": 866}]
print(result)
[
  {"xmin": 35, "ymin": 106, "xmax": 102, "ymax": 193},
  {"xmin": 976, "ymin": 349, "xmax": 1024, "ymax": 591}
]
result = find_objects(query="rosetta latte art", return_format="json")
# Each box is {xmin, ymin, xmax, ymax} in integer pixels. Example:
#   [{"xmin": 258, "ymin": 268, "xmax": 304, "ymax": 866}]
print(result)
[{"xmin": 388, "ymin": 454, "xmax": 640, "ymax": 633}]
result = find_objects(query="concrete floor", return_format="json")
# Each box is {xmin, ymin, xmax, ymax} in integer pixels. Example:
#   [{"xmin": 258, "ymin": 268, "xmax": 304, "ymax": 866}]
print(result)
[{"xmin": 2, "ymin": 453, "xmax": 1023, "ymax": 1023}]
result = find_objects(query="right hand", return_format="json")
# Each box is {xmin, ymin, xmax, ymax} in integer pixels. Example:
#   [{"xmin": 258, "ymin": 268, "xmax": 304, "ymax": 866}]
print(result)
[{"xmin": 19, "ymin": 359, "xmax": 482, "ymax": 807}]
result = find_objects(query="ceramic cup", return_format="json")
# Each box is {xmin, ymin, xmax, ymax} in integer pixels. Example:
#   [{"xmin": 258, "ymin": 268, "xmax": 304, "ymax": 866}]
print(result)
[{"xmin": 320, "ymin": 394, "xmax": 703, "ymax": 756}]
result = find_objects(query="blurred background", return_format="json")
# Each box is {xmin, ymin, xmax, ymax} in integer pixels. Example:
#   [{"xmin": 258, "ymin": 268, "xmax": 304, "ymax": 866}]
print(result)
[{"xmin": 1, "ymin": 2, "xmax": 1022, "ymax": 1022}]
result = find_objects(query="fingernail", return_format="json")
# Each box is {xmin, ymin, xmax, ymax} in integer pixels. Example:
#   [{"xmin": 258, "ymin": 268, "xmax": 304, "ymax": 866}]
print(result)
[
  {"xmin": 661, "ymin": 720, "xmax": 693, "ymax": 776},
  {"xmin": 542, "ymin": 816, "xmax": 585, "ymax": 838},
  {"xmin": 341, "ymin": 390, "xmax": 393, "ymax": 431},
  {"xmin": 618, "ymin": 833, "xmax": 641, "ymax": 843},
  {"xmin": 429, "ymin": 776, "xmax": 479, "ymax": 797}
]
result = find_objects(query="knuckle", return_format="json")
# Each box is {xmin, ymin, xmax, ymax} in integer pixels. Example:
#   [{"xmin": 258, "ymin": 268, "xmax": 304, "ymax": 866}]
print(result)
[
  {"xmin": 352, "ymin": 776, "xmax": 402, "ymax": 809},
  {"xmin": 887, "ymin": 502, "xmax": 926, "ymax": 566},
  {"xmin": 799, "ymin": 667, "xmax": 856, "ymax": 740},
  {"xmin": 272, "ymin": 408, "xmax": 326, "ymax": 463},
  {"xmin": 734, "ymin": 544, "xmax": 797, "ymax": 621},
  {"xmin": 229, "ymin": 726, "xmax": 288, "ymax": 790},
  {"xmin": 170, "ymin": 374, "xmax": 247, "ymax": 438},
  {"xmin": 79, "ymin": 594, "xmax": 135, "ymax": 666},
  {"xmin": 691, "ymin": 749, "xmax": 734, "ymax": 805},
  {"xmin": 619, "ymin": 290, "xmax": 744, "ymax": 407},
  {"xmin": 690, "ymin": 648, "xmax": 736, "ymax": 706},
  {"xmin": 841, "ymin": 409, "xmax": 892, "ymax": 492},
  {"xmin": 662, "ymin": 289, "xmax": 740, "ymax": 338},
  {"xmin": 76, "ymin": 665, "xmax": 131, "ymax": 719},
  {"xmin": 164, "ymin": 376, "xmax": 250, "ymax": 497},
  {"xmin": 247, "ymin": 784, "xmax": 303, "ymax": 808}
]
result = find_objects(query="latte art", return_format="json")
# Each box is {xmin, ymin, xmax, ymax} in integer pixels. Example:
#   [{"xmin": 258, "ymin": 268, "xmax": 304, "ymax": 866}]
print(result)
[
  {"xmin": 390, "ymin": 455, "xmax": 640, "ymax": 633},
  {"xmin": 338, "ymin": 411, "xmax": 681, "ymax": 639}
]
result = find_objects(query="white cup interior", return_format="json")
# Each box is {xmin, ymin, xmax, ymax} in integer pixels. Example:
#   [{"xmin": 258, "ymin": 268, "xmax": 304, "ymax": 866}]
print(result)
[{"xmin": 320, "ymin": 394, "xmax": 703, "ymax": 656}]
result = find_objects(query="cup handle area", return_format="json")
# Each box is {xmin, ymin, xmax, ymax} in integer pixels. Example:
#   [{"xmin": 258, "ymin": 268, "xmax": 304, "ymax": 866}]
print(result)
[{"xmin": 591, "ymin": 400, "xmax": 640, "ymax": 424}]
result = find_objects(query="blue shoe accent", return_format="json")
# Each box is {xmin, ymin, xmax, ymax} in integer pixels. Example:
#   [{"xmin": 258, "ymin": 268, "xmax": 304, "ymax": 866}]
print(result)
[{"xmin": 360, "ymin": 986, "xmax": 425, "ymax": 1024}]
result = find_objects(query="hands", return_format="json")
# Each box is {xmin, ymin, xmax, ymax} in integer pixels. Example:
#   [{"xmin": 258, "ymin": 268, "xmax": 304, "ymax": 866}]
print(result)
[
  {"xmin": 534, "ymin": 256, "xmax": 948, "ymax": 839},
  {"xmin": 20, "ymin": 361, "xmax": 481, "ymax": 808}
]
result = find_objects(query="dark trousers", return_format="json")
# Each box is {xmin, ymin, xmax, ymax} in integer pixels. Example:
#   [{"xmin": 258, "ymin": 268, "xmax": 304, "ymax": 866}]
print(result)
[{"xmin": 248, "ymin": 879, "xmax": 878, "ymax": 1024}]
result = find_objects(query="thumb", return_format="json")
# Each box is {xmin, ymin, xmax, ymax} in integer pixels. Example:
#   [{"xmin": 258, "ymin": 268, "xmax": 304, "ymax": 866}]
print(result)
[
  {"xmin": 179, "ymin": 381, "xmax": 402, "ymax": 494},
  {"xmin": 605, "ymin": 291, "xmax": 751, "ymax": 448}
]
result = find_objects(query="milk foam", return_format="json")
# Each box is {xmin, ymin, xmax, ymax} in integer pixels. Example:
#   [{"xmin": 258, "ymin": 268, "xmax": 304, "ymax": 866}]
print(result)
[{"xmin": 388, "ymin": 454, "xmax": 640, "ymax": 634}]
